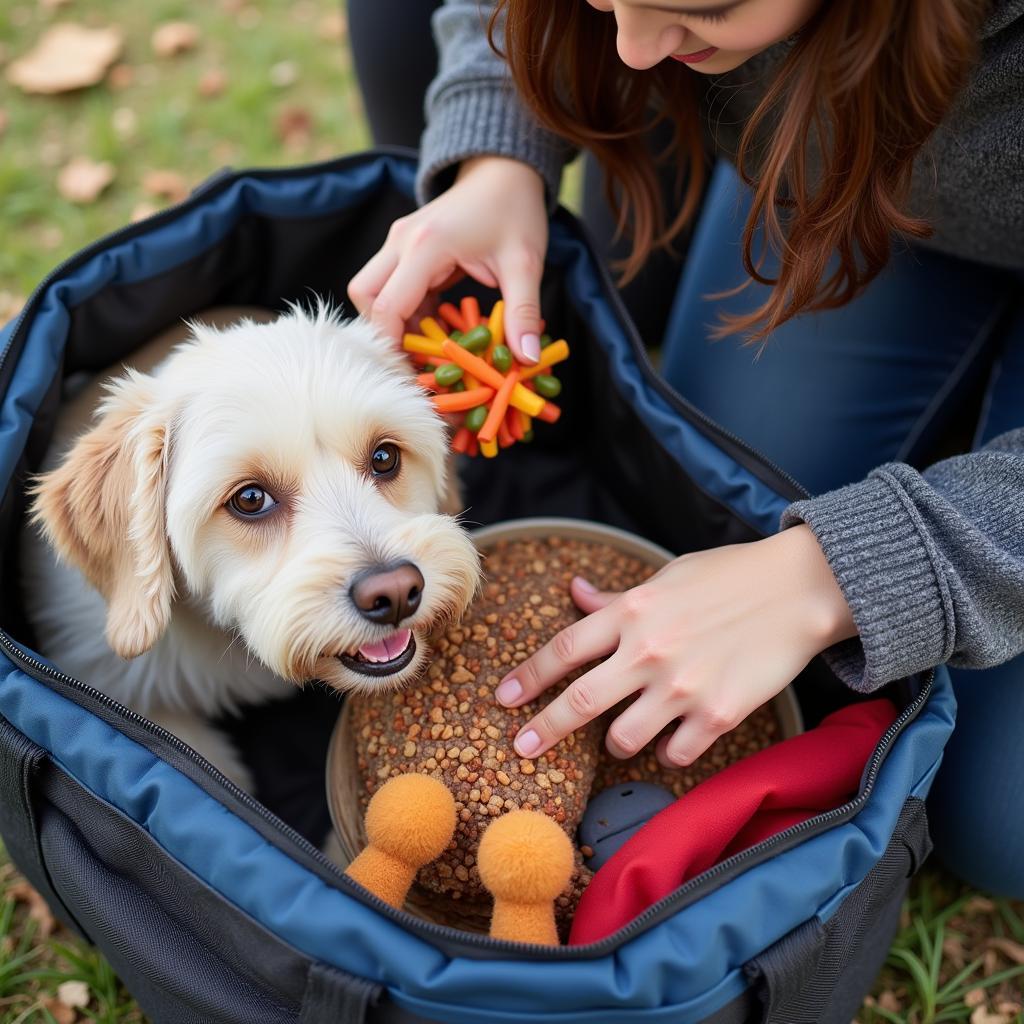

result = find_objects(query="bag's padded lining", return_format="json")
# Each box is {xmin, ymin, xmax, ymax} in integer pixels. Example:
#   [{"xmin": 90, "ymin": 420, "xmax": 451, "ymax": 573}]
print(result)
[{"xmin": 3, "ymin": 185, "xmax": 913, "ymax": 845}]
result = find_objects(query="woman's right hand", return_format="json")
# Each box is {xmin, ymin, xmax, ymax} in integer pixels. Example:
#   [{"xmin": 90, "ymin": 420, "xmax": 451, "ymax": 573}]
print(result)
[{"xmin": 348, "ymin": 156, "xmax": 549, "ymax": 364}]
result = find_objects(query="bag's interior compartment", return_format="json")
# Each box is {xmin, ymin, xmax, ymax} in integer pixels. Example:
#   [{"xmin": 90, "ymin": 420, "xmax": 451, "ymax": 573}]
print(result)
[{"xmin": 0, "ymin": 166, "xmax": 921, "ymax": 861}]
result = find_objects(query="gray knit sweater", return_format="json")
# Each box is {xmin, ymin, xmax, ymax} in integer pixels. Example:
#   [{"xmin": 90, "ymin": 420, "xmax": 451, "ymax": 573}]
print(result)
[{"xmin": 416, "ymin": 0, "xmax": 1024, "ymax": 693}]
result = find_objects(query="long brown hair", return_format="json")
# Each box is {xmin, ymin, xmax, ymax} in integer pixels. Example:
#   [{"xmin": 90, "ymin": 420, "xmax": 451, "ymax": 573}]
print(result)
[{"xmin": 492, "ymin": 0, "xmax": 987, "ymax": 340}]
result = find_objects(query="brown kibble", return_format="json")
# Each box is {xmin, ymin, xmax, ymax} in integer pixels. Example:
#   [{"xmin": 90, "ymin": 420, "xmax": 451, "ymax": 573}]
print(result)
[
  {"xmin": 484, "ymin": 725, "xmax": 501, "ymax": 740},
  {"xmin": 496, "ymin": 770, "xmax": 511, "ymax": 785},
  {"xmin": 403, "ymin": 741, "xmax": 416, "ymax": 758},
  {"xmin": 459, "ymin": 747, "xmax": 475, "ymax": 764},
  {"xmin": 520, "ymin": 759, "xmax": 535, "ymax": 775}
]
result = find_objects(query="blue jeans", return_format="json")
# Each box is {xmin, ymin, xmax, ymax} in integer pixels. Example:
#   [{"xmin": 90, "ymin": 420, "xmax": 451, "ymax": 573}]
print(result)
[{"xmin": 661, "ymin": 162, "xmax": 1024, "ymax": 898}]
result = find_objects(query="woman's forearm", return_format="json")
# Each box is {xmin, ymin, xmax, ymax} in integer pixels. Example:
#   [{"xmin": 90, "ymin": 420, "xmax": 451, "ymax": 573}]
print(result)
[
  {"xmin": 416, "ymin": 0, "xmax": 576, "ymax": 208},
  {"xmin": 782, "ymin": 426, "xmax": 1024, "ymax": 691}
]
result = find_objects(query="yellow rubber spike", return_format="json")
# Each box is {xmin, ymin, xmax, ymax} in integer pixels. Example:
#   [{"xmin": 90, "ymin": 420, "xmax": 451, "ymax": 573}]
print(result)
[
  {"xmin": 419, "ymin": 317, "xmax": 449, "ymax": 345},
  {"xmin": 487, "ymin": 300, "xmax": 505, "ymax": 356},
  {"xmin": 519, "ymin": 340, "xmax": 569, "ymax": 380},
  {"xmin": 403, "ymin": 334, "xmax": 446, "ymax": 357},
  {"xmin": 480, "ymin": 438, "xmax": 499, "ymax": 458}
]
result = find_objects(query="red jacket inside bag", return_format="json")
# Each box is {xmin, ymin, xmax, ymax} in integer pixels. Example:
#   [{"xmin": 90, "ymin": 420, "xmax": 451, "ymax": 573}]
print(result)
[{"xmin": 569, "ymin": 698, "xmax": 899, "ymax": 945}]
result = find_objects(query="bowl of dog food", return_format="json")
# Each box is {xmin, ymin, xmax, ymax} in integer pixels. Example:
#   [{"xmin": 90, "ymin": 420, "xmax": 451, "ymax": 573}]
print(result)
[{"xmin": 327, "ymin": 518, "xmax": 802, "ymax": 933}]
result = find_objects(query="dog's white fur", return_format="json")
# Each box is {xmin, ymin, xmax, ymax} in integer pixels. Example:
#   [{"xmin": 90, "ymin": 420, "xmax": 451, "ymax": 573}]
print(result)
[{"xmin": 21, "ymin": 303, "xmax": 479, "ymax": 789}]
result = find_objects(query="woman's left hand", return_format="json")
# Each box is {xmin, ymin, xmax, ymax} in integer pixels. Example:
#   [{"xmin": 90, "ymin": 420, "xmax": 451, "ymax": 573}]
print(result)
[{"xmin": 496, "ymin": 525, "xmax": 858, "ymax": 766}]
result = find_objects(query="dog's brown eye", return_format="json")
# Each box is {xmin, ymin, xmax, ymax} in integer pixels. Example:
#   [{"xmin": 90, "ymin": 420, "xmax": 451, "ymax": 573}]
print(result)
[
  {"xmin": 371, "ymin": 443, "xmax": 401, "ymax": 478},
  {"xmin": 228, "ymin": 485, "xmax": 277, "ymax": 517}
]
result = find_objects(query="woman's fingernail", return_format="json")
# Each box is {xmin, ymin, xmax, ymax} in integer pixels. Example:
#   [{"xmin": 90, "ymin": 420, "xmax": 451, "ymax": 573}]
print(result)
[
  {"xmin": 520, "ymin": 333, "xmax": 541, "ymax": 364},
  {"xmin": 496, "ymin": 677, "xmax": 523, "ymax": 705},
  {"xmin": 515, "ymin": 729, "xmax": 542, "ymax": 757},
  {"xmin": 574, "ymin": 576, "xmax": 597, "ymax": 593}
]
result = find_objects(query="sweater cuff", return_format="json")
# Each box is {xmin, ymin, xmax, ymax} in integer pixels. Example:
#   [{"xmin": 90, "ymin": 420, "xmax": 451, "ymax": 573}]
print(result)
[
  {"xmin": 416, "ymin": 83, "xmax": 572, "ymax": 210},
  {"xmin": 780, "ymin": 470, "xmax": 954, "ymax": 692}
]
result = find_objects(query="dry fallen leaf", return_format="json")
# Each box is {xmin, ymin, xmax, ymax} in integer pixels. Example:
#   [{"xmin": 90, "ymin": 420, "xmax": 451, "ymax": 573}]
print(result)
[
  {"xmin": 269, "ymin": 60, "xmax": 298, "ymax": 88},
  {"xmin": 56, "ymin": 980, "xmax": 89, "ymax": 1009},
  {"xmin": 9, "ymin": 879, "xmax": 57, "ymax": 937},
  {"xmin": 108, "ymin": 62, "xmax": 134, "ymax": 90},
  {"xmin": 142, "ymin": 169, "xmax": 188, "ymax": 203},
  {"xmin": 986, "ymin": 937, "xmax": 1024, "ymax": 965},
  {"xmin": 996, "ymin": 1002, "xmax": 1022, "ymax": 1017},
  {"xmin": 970, "ymin": 1008, "xmax": 1011, "ymax": 1024},
  {"xmin": 57, "ymin": 156, "xmax": 115, "ymax": 204},
  {"xmin": 130, "ymin": 201, "xmax": 159, "ymax": 223},
  {"xmin": 965, "ymin": 896, "xmax": 997, "ymax": 914},
  {"xmin": 966, "ymin": 989, "xmax": 988, "ymax": 1008},
  {"xmin": 943, "ymin": 933, "xmax": 967, "ymax": 969},
  {"xmin": 151, "ymin": 21, "xmax": 200, "ymax": 59},
  {"xmin": 6, "ymin": 23, "xmax": 123, "ymax": 94},
  {"xmin": 318, "ymin": 10, "xmax": 347, "ymax": 42},
  {"xmin": 275, "ymin": 105, "xmax": 312, "ymax": 152},
  {"xmin": 198, "ymin": 67, "xmax": 227, "ymax": 98},
  {"xmin": 40, "ymin": 997, "xmax": 75, "ymax": 1024},
  {"xmin": 876, "ymin": 990, "xmax": 902, "ymax": 1013},
  {"xmin": 0, "ymin": 292, "xmax": 26, "ymax": 323},
  {"xmin": 983, "ymin": 948, "xmax": 1000, "ymax": 977}
]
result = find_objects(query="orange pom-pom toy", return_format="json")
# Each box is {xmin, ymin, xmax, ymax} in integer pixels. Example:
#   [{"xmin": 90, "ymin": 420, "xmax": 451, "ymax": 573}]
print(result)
[
  {"xmin": 344, "ymin": 774, "xmax": 575, "ymax": 945},
  {"xmin": 403, "ymin": 298, "xmax": 569, "ymax": 458},
  {"xmin": 344, "ymin": 773, "xmax": 456, "ymax": 909}
]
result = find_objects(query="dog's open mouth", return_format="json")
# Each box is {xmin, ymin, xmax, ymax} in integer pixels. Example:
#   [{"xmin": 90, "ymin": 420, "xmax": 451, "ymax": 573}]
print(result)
[{"xmin": 338, "ymin": 628, "xmax": 417, "ymax": 677}]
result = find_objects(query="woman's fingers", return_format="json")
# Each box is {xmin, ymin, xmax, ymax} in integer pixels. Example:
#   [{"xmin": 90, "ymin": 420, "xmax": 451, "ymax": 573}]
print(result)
[
  {"xmin": 495, "ymin": 247, "xmax": 545, "ymax": 364},
  {"xmin": 495, "ymin": 603, "xmax": 619, "ymax": 709},
  {"xmin": 347, "ymin": 246, "xmax": 399, "ymax": 320},
  {"xmin": 368, "ymin": 247, "xmax": 458, "ymax": 343},
  {"xmin": 655, "ymin": 713, "xmax": 722, "ymax": 769},
  {"xmin": 570, "ymin": 575, "xmax": 620, "ymax": 614},
  {"xmin": 511, "ymin": 659, "xmax": 633, "ymax": 758},
  {"xmin": 603, "ymin": 691, "xmax": 681, "ymax": 760}
]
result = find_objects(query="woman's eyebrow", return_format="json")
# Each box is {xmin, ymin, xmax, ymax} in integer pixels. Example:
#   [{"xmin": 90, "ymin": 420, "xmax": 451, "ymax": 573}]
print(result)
[{"xmin": 630, "ymin": 0, "xmax": 745, "ymax": 14}]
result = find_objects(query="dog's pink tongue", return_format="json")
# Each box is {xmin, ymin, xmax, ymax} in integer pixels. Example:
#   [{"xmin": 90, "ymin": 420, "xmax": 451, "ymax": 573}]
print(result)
[{"xmin": 358, "ymin": 629, "xmax": 411, "ymax": 662}]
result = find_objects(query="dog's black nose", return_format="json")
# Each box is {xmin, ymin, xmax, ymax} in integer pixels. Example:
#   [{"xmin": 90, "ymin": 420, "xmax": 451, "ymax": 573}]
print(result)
[{"xmin": 350, "ymin": 562, "xmax": 424, "ymax": 626}]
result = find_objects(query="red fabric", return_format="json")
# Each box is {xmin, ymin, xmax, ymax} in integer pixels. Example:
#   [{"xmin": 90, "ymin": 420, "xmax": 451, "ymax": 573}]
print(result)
[{"xmin": 568, "ymin": 698, "xmax": 899, "ymax": 945}]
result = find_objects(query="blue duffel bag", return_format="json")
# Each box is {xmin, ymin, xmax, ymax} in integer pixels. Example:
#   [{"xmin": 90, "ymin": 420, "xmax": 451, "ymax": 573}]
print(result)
[{"xmin": 0, "ymin": 150, "xmax": 953, "ymax": 1023}]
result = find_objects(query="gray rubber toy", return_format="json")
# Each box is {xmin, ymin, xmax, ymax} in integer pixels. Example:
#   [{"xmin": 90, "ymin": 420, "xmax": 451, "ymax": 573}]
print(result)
[{"xmin": 578, "ymin": 782, "xmax": 676, "ymax": 870}]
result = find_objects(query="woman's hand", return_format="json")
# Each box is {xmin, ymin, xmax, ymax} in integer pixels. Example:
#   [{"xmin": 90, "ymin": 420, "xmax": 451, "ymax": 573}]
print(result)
[
  {"xmin": 348, "ymin": 156, "xmax": 549, "ymax": 363},
  {"xmin": 496, "ymin": 525, "xmax": 858, "ymax": 766}
]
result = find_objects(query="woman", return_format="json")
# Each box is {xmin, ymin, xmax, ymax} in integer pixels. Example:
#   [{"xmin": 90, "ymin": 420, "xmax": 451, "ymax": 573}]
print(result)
[{"xmin": 347, "ymin": 0, "xmax": 1024, "ymax": 896}]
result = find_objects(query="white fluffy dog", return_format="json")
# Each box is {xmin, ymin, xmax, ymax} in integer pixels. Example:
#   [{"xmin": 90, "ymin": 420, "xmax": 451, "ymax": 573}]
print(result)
[{"xmin": 21, "ymin": 303, "xmax": 480, "ymax": 790}]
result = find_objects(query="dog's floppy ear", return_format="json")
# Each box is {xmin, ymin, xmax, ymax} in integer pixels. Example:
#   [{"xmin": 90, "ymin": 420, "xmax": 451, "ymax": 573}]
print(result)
[{"xmin": 30, "ymin": 370, "xmax": 175, "ymax": 658}]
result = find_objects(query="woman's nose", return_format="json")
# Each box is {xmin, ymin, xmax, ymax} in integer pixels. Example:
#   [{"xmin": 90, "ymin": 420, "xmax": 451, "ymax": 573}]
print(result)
[{"xmin": 614, "ymin": 8, "xmax": 687, "ymax": 70}]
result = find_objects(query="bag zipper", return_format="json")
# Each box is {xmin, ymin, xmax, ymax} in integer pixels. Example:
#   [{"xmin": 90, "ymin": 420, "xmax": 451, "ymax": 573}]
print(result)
[{"xmin": 0, "ymin": 628, "xmax": 930, "ymax": 960}]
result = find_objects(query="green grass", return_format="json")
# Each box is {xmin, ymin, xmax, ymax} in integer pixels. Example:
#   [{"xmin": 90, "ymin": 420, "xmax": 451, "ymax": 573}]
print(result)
[
  {"xmin": 0, "ymin": 0, "xmax": 368, "ymax": 307},
  {"xmin": 1, "ymin": 3, "xmax": 1022, "ymax": 1022}
]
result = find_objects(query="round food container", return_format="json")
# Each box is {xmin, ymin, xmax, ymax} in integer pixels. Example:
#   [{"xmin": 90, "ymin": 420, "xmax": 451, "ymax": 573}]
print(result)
[{"xmin": 327, "ymin": 518, "xmax": 803, "ymax": 927}]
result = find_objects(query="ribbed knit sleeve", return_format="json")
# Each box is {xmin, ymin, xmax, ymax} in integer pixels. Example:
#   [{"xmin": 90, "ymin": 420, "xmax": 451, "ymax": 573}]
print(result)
[
  {"xmin": 416, "ymin": 0, "xmax": 576, "ymax": 209},
  {"xmin": 781, "ymin": 427, "xmax": 1024, "ymax": 692}
]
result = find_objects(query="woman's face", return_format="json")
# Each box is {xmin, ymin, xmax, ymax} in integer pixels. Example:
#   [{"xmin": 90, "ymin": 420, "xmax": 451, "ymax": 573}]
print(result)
[{"xmin": 584, "ymin": 0, "xmax": 823, "ymax": 74}]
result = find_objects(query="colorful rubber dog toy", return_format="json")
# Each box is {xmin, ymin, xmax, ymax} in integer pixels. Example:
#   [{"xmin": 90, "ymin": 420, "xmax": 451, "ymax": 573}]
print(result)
[{"xmin": 402, "ymin": 298, "xmax": 569, "ymax": 458}]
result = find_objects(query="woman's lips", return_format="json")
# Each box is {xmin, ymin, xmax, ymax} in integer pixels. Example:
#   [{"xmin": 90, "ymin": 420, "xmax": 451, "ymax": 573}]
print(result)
[{"xmin": 671, "ymin": 46, "xmax": 718, "ymax": 64}]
